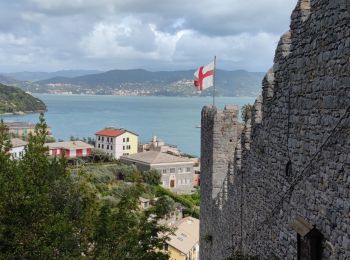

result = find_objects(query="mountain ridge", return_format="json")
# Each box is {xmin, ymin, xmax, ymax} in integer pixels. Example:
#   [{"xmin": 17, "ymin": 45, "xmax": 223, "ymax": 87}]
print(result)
[{"xmin": 34, "ymin": 68, "xmax": 265, "ymax": 97}]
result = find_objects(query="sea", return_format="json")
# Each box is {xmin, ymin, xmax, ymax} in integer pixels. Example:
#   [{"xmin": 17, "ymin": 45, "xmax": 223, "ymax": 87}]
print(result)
[{"xmin": 1, "ymin": 94, "xmax": 256, "ymax": 156}]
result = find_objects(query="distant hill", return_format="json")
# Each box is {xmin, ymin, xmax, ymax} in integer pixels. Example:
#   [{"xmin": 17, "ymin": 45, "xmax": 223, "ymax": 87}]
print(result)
[
  {"xmin": 4, "ymin": 70, "xmax": 102, "ymax": 82},
  {"xmin": 0, "ymin": 83, "xmax": 46, "ymax": 114},
  {"xmin": 35, "ymin": 69, "xmax": 265, "ymax": 97},
  {"xmin": 0, "ymin": 74, "xmax": 40, "ymax": 92}
]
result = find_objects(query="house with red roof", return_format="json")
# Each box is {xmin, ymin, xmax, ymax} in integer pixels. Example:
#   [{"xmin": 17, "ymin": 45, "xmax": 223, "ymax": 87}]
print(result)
[
  {"xmin": 95, "ymin": 127, "xmax": 138, "ymax": 159},
  {"xmin": 46, "ymin": 141, "xmax": 93, "ymax": 159}
]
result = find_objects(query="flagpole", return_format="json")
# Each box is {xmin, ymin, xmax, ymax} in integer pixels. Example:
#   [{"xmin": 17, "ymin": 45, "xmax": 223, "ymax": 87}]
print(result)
[{"xmin": 213, "ymin": 55, "xmax": 216, "ymax": 106}]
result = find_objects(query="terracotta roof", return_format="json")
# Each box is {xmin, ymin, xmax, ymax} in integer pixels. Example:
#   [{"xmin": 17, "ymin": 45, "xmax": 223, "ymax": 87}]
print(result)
[
  {"xmin": 10, "ymin": 138, "xmax": 28, "ymax": 148},
  {"xmin": 45, "ymin": 141, "xmax": 93, "ymax": 150},
  {"xmin": 120, "ymin": 151, "xmax": 193, "ymax": 165},
  {"xmin": 167, "ymin": 217, "xmax": 199, "ymax": 254},
  {"xmin": 95, "ymin": 128, "xmax": 126, "ymax": 137}
]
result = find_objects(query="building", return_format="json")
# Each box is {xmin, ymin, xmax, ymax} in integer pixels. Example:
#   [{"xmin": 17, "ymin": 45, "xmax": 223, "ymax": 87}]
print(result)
[
  {"xmin": 9, "ymin": 138, "xmax": 27, "ymax": 160},
  {"xmin": 139, "ymin": 136, "xmax": 181, "ymax": 155},
  {"xmin": 120, "ymin": 151, "xmax": 194, "ymax": 194},
  {"xmin": 166, "ymin": 217, "xmax": 199, "ymax": 260},
  {"xmin": 95, "ymin": 128, "xmax": 138, "ymax": 159},
  {"xmin": 138, "ymin": 197, "xmax": 152, "ymax": 210},
  {"xmin": 46, "ymin": 141, "xmax": 93, "ymax": 159},
  {"xmin": 5, "ymin": 122, "xmax": 52, "ymax": 138}
]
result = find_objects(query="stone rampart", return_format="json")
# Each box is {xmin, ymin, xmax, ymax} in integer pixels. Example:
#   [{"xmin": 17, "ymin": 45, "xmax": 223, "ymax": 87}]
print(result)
[{"xmin": 200, "ymin": 0, "xmax": 350, "ymax": 259}]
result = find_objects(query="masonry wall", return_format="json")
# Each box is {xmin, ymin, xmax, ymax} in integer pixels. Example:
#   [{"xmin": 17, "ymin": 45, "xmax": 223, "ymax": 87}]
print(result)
[
  {"xmin": 200, "ymin": 0, "xmax": 350, "ymax": 259},
  {"xmin": 200, "ymin": 105, "xmax": 241, "ymax": 259}
]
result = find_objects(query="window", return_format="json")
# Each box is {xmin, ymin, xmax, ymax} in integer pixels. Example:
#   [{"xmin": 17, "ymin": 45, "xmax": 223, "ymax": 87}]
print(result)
[
  {"xmin": 162, "ymin": 169, "xmax": 167, "ymax": 174},
  {"xmin": 127, "ymin": 137, "xmax": 129, "ymax": 142},
  {"xmin": 110, "ymin": 145, "xmax": 113, "ymax": 150},
  {"xmin": 123, "ymin": 138, "xmax": 125, "ymax": 142},
  {"xmin": 102, "ymin": 144, "xmax": 104, "ymax": 149},
  {"xmin": 178, "ymin": 168, "xmax": 183, "ymax": 173},
  {"xmin": 123, "ymin": 146, "xmax": 125, "ymax": 150},
  {"xmin": 297, "ymin": 230, "xmax": 323, "ymax": 260},
  {"xmin": 98, "ymin": 136, "xmax": 100, "ymax": 141},
  {"xmin": 98, "ymin": 144, "xmax": 100, "ymax": 148},
  {"xmin": 107, "ymin": 145, "xmax": 109, "ymax": 149},
  {"xmin": 186, "ymin": 167, "xmax": 191, "ymax": 172},
  {"xmin": 126, "ymin": 145, "xmax": 131, "ymax": 150},
  {"xmin": 170, "ymin": 168, "xmax": 175, "ymax": 173},
  {"xmin": 102, "ymin": 137, "xmax": 104, "ymax": 142}
]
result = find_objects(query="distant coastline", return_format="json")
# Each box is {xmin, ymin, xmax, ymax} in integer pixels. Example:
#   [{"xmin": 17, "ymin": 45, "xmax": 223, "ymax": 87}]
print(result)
[
  {"xmin": 0, "ymin": 109, "xmax": 46, "ymax": 116},
  {"xmin": 30, "ymin": 92, "xmax": 259, "ymax": 98}
]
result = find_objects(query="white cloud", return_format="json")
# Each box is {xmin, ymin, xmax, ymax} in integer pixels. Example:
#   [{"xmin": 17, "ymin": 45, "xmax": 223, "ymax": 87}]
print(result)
[
  {"xmin": 80, "ymin": 18, "xmax": 191, "ymax": 62},
  {"xmin": 0, "ymin": 33, "xmax": 29, "ymax": 45},
  {"xmin": 0, "ymin": 0, "xmax": 299, "ymax": 72}
]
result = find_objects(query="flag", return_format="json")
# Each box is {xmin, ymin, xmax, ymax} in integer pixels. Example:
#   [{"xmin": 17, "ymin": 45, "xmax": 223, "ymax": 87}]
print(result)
[{"xmin": 194, "ymin": 61, "xmax": 215, "ymax": 91}]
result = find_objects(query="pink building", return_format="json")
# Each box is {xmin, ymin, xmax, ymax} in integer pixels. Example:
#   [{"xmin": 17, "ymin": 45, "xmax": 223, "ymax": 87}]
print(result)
[{"xmin": 46, "ymin": 141, "xmax": 93, "ymax": 158}]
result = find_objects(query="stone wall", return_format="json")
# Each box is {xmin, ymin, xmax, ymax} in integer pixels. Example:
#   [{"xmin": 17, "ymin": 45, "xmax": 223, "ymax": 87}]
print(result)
[{"xmin": 200, "ymin": 0, "xmax": 350, "ymax": 259}]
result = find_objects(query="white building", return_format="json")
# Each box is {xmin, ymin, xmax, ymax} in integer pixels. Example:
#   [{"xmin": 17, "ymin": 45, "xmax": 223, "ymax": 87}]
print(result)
[
  {"xmin": 9, "ymin": 138, "xmax": 27, "ymax": 160},
  {"xmin": 120, "ymin": 151, "xmax": 194, "ymax": 194},
  {"xmin": 139, "ymin": 136, "xmax": 181, "ymax": 155},
  {"xmin": 95, "ymin": 128, "xmax": 138, "ymax": 159}
]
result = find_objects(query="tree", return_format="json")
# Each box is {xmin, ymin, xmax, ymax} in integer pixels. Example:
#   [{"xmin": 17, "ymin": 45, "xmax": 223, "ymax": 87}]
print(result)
[
  {"xmin": 143, "ymin": 169, "xmax": 162, "ymax": 186},
  {"xmin": 153, "ymin": 195, "xmax": 176, "ymax": 218},
  {"xmin": 0, "ymin": 113, "xmax": 99, "ymax": 259},
  {"xmin": 92, "ymin": 183, "xmax": 171, "ymax": 259},
  {"xmin": 0, "ymin": 114, "xmax": 172, "ymax": 259}
]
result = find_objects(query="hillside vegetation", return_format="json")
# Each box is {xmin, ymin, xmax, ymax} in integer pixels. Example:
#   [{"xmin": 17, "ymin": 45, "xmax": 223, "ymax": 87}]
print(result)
[
  {"xmin": 0, "ymin": 83, "xmax": 46, "ymax": 114},
  {"xmin": 0, "ymin": 115, "xmax": 172, "ymax": 259}
]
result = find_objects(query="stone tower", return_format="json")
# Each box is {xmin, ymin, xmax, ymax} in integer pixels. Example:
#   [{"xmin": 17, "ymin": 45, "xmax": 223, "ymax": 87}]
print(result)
[{"xmin": 200, "ymin": 105, "xmax": 240, "ymax": 259}]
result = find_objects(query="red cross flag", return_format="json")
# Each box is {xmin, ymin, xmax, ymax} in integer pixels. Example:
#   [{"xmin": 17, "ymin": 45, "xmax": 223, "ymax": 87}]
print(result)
[{"xmin": 194, "ymin": 61, "xmax": 215, "ymax": 91}]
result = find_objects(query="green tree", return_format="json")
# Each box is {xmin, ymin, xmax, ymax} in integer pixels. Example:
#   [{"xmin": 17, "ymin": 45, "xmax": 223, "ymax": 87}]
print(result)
[
  {"xmin": 153, "ymin": 195, "xmax": 176, "ymax": 217},
  {"xmin": 143, "ymin": 169, "xmax": 162, "ymax": 186},
  {"xmin": 0, "ymin": 113, "xmax": 98, "ymax": 259},
  {"xmin": 0, "ymin": 114, "xmax": 170, "ymax": 259},
  {"xmin": 93, "ymin": 183, "xmax": 171, "ymax": 259}
]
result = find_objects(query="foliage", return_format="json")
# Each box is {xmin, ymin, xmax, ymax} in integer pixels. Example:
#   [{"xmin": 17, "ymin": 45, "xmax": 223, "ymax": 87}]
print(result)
[
  {"xmin": 0, "ymin": 120, "xmax": 11, "ymax": 155},
  {"xmin": 152, "ymin": 195, "xmax": 176, "ymax": 217},
  {"xmin": 0, "ymin": 113, "xmax": 170, "ymax": 259},
  {"xmin": 180, "ymin": 189, "xmax": 200, "ymax": 206},
  {"xmin": 91, "ymin": 148, "xmax": 115, "ymax": 163},
  {"xmin": 241, "ymin": 103, "xmax": 254, "ymax": 122},
  {"xmin": 0, "ymin": 83, "xmax": 46, "ymax": 113},
  {"xmin": 70, "ymin": 135, "xmax": 95, "ymax": 146},
  {"xmin": 155, "ymin": 186, "xmax": 200, "ymax": 218},
  {"xmin": 143, "ymin": 169, "xmax": 162, "ymax": 186}
]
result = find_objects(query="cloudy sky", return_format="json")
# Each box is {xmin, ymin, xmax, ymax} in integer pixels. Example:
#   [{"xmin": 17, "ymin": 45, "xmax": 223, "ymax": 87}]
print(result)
[{"xmin": 0, "ymin": 0, "xmax": 298, "ymax": 73}]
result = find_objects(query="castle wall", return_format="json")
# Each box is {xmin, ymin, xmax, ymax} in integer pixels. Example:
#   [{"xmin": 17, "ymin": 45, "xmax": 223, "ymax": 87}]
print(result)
[
  {"xmin": 200, "ymin": 0, "xmax": 350, "ymax": 259},
  {"xmin": 200, "ymin": 105, "xmax": 241, "ymax": 259}
]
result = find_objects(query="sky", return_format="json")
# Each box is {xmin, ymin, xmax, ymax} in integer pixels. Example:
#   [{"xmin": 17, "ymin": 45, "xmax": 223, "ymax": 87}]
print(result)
[{"xmin": 0, "ymin": 0, "xmax": 298, "ymax": 73}]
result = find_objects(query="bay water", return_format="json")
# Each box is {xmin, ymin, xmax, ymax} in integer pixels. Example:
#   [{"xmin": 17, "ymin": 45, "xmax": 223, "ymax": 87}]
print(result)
[{"xmin": 1, "ymin": 94, "xmax": 255, "ymax": 156}]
